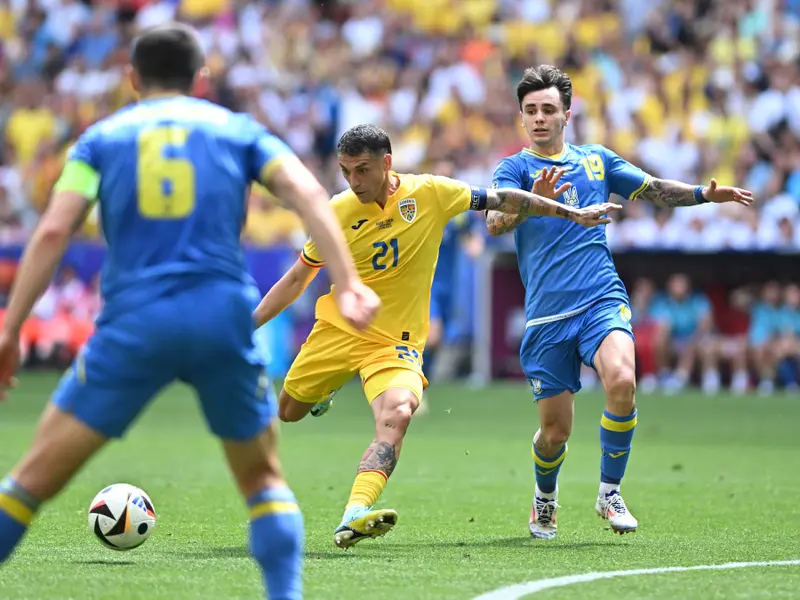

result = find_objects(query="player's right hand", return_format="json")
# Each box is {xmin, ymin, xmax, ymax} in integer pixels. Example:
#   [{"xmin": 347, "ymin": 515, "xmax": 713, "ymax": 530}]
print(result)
[
  {"xmin": 335, "ymin": 280, "xmax": 381, "ymax": 331},
  {"xmin": 0, "ymin": 330, "xmax": 20, "ymax": 401},
  {"xmin": 533, "ymin": 167, "xmax": 572, "ymax": 200},
  {"xmin": 571, "ymin": 202, "xmax": 623, "ymax": 227}
]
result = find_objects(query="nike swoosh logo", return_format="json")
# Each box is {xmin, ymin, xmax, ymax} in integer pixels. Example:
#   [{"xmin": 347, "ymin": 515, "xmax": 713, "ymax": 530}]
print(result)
[
  {"xmin": 351, "ymin": 219, "xmax": 368, "ymax": 230},
  {"xmin": 608, "ymin": 451, "xmax": 628, "ymax": 459},
  {"xmin": 536, "ymin": 467, "xmax": 557, "ymax": 476}
]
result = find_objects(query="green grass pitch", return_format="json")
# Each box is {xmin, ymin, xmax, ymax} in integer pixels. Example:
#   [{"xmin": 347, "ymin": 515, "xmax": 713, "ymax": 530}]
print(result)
[{"xmin": 1, "ymin": 373, "xmax": 799, "ymax": 599}]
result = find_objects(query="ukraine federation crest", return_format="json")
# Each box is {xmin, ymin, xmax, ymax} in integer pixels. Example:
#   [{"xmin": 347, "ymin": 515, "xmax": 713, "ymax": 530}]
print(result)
[
  {"xmin": 563, "ymin": 186, "xmax": 580, "ymax": 206},
  {"xmin": 398, "ymin": 197, "xmax": 417, "ymax": 223},
  {"xmin": 619, "ymin": 304, "xmax": 632, "ymax": 323}
]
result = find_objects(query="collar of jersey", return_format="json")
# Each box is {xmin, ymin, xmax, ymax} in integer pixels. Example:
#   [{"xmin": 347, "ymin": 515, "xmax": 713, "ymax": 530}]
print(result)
[{"xmin": 522, "ymin": 144, "xmax": 571, "ymax": 162}]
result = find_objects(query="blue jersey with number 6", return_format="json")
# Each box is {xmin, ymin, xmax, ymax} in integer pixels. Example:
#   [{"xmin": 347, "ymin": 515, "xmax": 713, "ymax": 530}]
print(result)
[
  {"xmin": 69, "ymin": 95, "xmax": 291, "ymax": 322},
  {"xmin": 52, "ymin": 95, "xmax": 292, "ymax": 442}
]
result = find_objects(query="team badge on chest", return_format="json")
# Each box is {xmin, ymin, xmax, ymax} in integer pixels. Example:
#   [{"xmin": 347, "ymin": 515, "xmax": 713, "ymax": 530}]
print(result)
[
  {"xmin": 398, "ymin": 197, "xmax": 417, "ymax": 223},
  {"xmin": 563, "ymin": 187, "xmax": 580, "ymax": 206}
]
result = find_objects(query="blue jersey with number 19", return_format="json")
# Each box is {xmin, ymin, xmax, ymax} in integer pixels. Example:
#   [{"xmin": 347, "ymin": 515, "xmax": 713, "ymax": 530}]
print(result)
[
  {"xmin": 493, "ymin": 143, "xmax": 650, "ymax": 324},
  {"xmin": 67, "ymin": 95, "xmax": 291, "ymax": 322},
  {"xmin": 50, "ymin": 95, "xmax": 293, "ymax": 443}
]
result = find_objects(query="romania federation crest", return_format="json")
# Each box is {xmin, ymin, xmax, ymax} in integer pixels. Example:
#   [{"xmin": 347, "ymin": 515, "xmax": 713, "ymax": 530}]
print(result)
[{"xmin": 398, "ymin": 198, "xmax": 417, "ymax": 223}]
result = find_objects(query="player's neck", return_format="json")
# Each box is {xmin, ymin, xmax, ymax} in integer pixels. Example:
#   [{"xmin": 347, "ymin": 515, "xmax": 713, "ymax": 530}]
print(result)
[
  {"xmin": 139, "ymin": 90, "xmax": 186, "ymax": 102},
  {"xmin": 529, "ymin": 139, "xmax": 566, "ymax": 158},
  {"xmin": 375, "ymin": 172, "xmax": 400, "ymax": 209}
]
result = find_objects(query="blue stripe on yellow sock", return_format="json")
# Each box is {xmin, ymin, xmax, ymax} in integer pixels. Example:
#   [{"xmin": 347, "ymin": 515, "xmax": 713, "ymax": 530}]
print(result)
[{"xmin": 600, "ymin": 409, "xmax": 637, "ymax": 484}]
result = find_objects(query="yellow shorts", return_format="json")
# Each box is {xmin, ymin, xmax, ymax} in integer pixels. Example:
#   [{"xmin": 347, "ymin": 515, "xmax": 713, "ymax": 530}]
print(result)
[{"xmin": 283, "ymin": 320, "xmax": 427, "ymax": 404}]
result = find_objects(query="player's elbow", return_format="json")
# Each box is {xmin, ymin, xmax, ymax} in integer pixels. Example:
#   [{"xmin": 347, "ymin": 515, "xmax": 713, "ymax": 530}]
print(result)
[{"xmin": 36, "ymin": 219, "xmax": 73, "ymax": 244}]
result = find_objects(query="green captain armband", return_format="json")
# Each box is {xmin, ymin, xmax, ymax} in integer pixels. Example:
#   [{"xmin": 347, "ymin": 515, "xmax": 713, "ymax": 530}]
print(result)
[{"xmin": 53, "ymin": 160, "xmax": 100, "ymax": 202}]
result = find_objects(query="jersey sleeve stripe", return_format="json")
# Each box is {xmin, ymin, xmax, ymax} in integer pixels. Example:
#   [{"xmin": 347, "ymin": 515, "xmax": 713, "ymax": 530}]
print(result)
[
  {"xmin": 628, "ymin": 175, "xmax": 651, "ymax": 201},
  {"xmin": 300, "ymin": 251, "xmax": 324, "ymax": 268},
  {"xmin": 259, "ymin": 154, "xmax": 292, "ymax": 186}
]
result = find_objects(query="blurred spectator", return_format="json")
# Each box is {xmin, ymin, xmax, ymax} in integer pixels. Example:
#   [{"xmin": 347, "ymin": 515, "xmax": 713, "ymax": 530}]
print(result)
[
  {"xmin": 629, "ymin": 277, "xmax": 659, "ymax": 393},
  {"xmin": 652, "ymin": 273, "xmax": 719, "ymax": 395},
  {"xmin": 748, "ymin": 280, "xmax": 785, "ymax": 394}
]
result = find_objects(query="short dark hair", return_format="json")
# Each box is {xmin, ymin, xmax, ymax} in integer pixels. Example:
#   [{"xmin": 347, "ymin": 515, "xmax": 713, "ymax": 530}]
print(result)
[
  {"xmin": 131, "ymin": 23, "xmax": 204, "ymax": 93},
  {"xmin": 516, "ymin": 65, "xmax": 573, "ymax": 111},
  {"xmin": 337, "ymin": 124, "xmax": 392, "ymax": 157}
]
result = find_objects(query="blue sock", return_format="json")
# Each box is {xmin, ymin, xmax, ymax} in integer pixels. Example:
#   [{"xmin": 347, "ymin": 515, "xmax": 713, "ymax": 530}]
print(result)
[
  {"xmin": 532, "ymin": 440, "xmax": 567, "ymax": 494},
  {"xmin": 600, "ymin": 409, "xmax": 637, "ymax": 485},
  {"xmin": 0, "ymin": 476, "xmax": 40, "ymax": 563},
  {"xmin": 248, "ymin": 486, "xmax": 304, "ymax": 600}
]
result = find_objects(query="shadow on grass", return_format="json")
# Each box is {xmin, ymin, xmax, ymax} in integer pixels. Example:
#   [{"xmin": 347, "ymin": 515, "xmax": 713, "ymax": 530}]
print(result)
[
  {"xmin": 175, "ymin": 545, "xmax": 356, "ymax": 561},
  {"xmin": 74, "ymin": 559, "xmax": 137, "ymax": 566},
  {"xmin": 386, "ymin": 537, "xmax": 627, "ymax": 550}
]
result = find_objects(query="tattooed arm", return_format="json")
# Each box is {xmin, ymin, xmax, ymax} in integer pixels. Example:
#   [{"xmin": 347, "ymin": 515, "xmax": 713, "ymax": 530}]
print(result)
[
  {"xmin": 483, "ymin": 188, "xmax": 621, "ymax": 235},
  {"xmin": 485, "ymin": 210, "xmax": 528, "ymax": 236},
  {"xmin": 636, "ymin": 178, "xmax": 755, "ymax": 209},
  {"xmin": 636, "ymin": 178, "xmax": 706, "ymax": 208}
]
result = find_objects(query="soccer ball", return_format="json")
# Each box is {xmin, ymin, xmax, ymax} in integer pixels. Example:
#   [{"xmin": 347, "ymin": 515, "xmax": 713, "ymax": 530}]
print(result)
[{"xmin": 87, "ymin": 483, "xmax": 157, "ymax": 550}]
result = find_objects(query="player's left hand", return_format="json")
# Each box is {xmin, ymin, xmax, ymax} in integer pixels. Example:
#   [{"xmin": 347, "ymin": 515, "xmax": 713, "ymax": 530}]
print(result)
[
  {"xmin": 571, "ymin": 202, "xmax": 623, "ymax": 227},
  {"xmin": 0, "ymin": 330, "xmax": 20, "ymax": 401},
  {"xmin": 533, "ymin": 167, "xmax": 572, "ymax": 200},
  {"xmin": 703, "ymin": 179, "xmax": 754, "ymax": 206},
  {"xmin": 336, "ymin": 280, "xmax": 381, "ymax": 331}
]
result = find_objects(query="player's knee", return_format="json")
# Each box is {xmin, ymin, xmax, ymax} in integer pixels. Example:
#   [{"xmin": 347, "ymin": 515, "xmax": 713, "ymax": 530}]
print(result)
[
  {"xmin": 278, "ymin": 389, "xmax": 310, "ymax": 423},
  {"xmin": 539, "ymin": 424, "xmax": 571, "ymax": 448},
  {"xmin": 604, "ymin": 364, "xmax": 636, "ymax": 410},
  {"xmin": 376, "ymin": 389, "xmax": 418, "ymax": 432}
]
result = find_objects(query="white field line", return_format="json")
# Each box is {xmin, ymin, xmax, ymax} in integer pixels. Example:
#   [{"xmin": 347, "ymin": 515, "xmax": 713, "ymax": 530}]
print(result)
[{"xmin": 473, "ymin": 560, "xmax": 800, "ymax": 600}]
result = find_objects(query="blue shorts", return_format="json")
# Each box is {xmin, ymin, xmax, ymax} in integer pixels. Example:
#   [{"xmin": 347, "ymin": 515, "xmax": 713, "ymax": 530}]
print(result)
[
  {"xmin": 52, "ymin": 279, "xmax": 276, "ymax": 441},
  {"xmin": 520, "ymin": 298, "xmax": 634, "ymax": 401}
]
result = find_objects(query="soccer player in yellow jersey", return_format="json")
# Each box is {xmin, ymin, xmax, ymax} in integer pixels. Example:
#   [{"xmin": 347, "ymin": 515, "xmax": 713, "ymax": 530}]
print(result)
[{"xmin": 254, "ymin": 124, "xmax": 620, "ymax": 549}]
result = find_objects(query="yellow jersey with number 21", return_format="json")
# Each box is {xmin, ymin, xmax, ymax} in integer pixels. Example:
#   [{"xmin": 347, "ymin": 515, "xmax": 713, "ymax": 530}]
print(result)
[{"xmin": 300, "ymin": 172, "xmax": 474, "ymax": 350}]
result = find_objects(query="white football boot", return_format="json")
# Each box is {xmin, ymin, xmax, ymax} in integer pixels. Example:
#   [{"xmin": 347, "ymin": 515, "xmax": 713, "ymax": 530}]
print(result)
[
  {"xmin": 596, "ymin": 489, "xmax": 638, "ymax": 534},
  {"xmin": 529, "ymin": 485, "xmax": 559, "ymax": 539}
]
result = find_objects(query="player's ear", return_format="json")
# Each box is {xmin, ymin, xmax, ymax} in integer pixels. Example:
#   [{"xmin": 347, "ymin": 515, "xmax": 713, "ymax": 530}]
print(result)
[
  {"xmin": 564, "ymin": 109, "xmax": 571, "ymax": 127},
  {"xmin": 192, "ymin": 66, "xmax": 210, "ymax": 98},
  {"xmin": 126, "ymin": 65, "xmax": 141, "ymax": 96},
  {"xmin": 383, "ymin": 153, "xmax": 393, "ymax": 172}
]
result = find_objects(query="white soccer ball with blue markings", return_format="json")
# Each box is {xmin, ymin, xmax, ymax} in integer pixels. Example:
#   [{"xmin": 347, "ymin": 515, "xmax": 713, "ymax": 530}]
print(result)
[{"xmin": 87, "ymin": 483, "xmax": 157, "ymax": 550}]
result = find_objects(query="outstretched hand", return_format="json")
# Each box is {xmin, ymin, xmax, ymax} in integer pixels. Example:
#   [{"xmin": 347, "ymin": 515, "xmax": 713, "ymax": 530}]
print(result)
[
  {"xmin": 533, "ymin": 167, "xmax": 572, "ymax": 200},
  {"xmin": 571, "ymin": 202, "xmax": 623, "ymax": 227},
  {"xmin": 703, "ymin": 179, "xmax": 754, "ymax": 206}
]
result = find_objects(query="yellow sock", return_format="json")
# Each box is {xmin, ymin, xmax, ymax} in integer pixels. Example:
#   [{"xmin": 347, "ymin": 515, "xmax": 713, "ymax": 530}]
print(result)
[{"xmin": 346, "ymin": 471, "xmax": 388, "ymax": 509}]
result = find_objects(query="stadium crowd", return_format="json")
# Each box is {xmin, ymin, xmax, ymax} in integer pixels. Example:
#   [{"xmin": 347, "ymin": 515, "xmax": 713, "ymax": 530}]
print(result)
[{"xmin": 0, "ymin": 0, "xmax": 798, "ymax": 392}]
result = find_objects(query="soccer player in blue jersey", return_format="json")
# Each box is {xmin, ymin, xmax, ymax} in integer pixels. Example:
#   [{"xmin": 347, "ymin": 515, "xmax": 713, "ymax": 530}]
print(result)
[
  {"xmin": 426, "ymin": 213, "xmax": 481, "ymax": 379},
  {"xmin": 0, "ymin": 23, "xmax": 379, "ymax": 599},
  {"xmin": 485, "ymin": 65, "xmax": 754, "ymax": 539}
]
